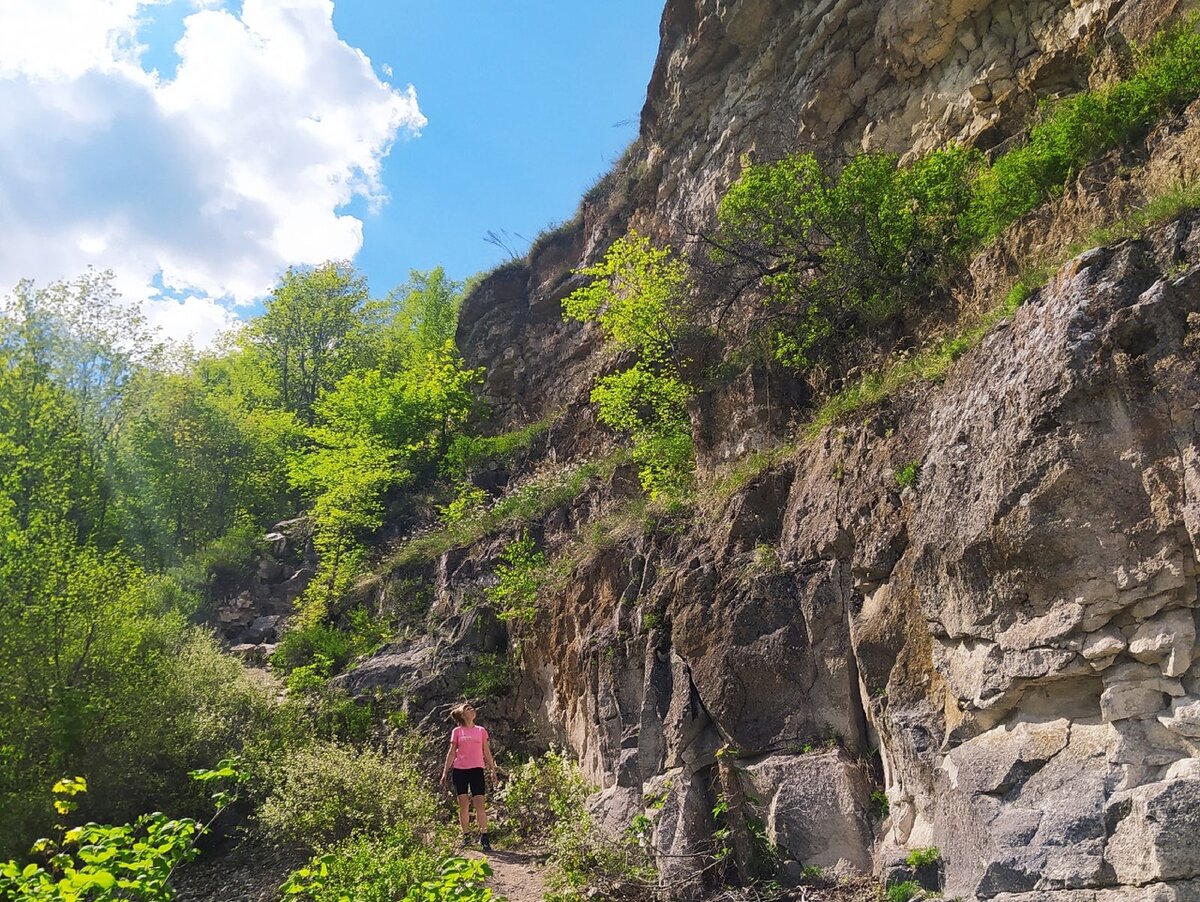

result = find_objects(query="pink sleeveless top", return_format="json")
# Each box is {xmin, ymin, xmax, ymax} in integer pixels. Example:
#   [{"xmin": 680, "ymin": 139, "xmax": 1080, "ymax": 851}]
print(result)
[{"xmin": 452, "ymin": 725, "xmax": 488, "ymax": 769}]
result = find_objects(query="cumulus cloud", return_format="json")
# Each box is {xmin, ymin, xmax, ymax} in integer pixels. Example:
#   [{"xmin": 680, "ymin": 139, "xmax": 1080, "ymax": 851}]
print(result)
[{"xmin": 0, "ymin": 0, "xmax": 424, "ymax": 346}]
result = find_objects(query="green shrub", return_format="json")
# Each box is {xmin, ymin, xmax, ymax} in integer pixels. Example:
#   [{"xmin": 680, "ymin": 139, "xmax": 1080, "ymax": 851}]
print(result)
[
  {"xmin": 486, "ymin": 531, "xmax": 548, "ymax": 622},
  {"xmin": 279, "ymin": 825, "xmax": 451, "ymax": 902},
  {"xmin": 191, "ymin": 521, "xmax": 263, "ymax": 580},
  {"xmin": 439, "ymin": 483, "xmax": 488, "ymax": 525},
  {"xmin": 895, "ymin": 461, "xmax": 922, "ymax": 489},
  {"xmin": 544, "ymin": 811, "xmax": 657, "ymax": 902},
  {"xmin": 403, "ymin": 857, "xmax": 495, "ymax": 902},
  {"xmin": 272, "ymin": 621, "xmax": 354, "ymax": 675},
  {"xmin": 0, "ymin": 765, "xmax": 243, "ymax": 902},
  {"xmin": 713, "ymin": 146, "xmax": 979, "ymax": 369},
  {"xmin": 462, "ymin": 652, "xmax": 518, "ymax": 699},
  {"xmin": 907, "ymin": 846, "xmax": 942, "ymax": 868},
  {"xmin": 497, "ymin": 748, "xmax": 590, "ymax": 845},
  {"xmin": 711, "ymin": 21, "xmax": 1200, "ymax": 375},
  {"xmin": 0, "ymin": 619, "xmax": 278, "ymax": 858},
  {"xmin": 870, "ymin": 789, "xmax": 890, "ymax": 818},
  {"xmin": 305, "ymin": 687, "xmax": 376, "ymax": 744},
  {"xmin": 886, "ymin": 880, "xmax": 923, "ymax": 902},
  {"xmin": 442, "ymin": 415, "xmax": 557, "ymax": 479},
  {"xmin": 258, "ymin": 737, "xmax": 440, "ymax": 848},
  {"xmin": 563, "ymin": 232, "xmax": 696, "ymax": 498}
]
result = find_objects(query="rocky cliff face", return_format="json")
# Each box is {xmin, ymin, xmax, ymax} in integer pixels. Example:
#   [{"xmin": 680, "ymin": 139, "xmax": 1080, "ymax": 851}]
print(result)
[
  {"xmin": 459, "ymin": 0, "xmax": 1185, "ymax": 430},
  {"xmin": 515, "ymin": 221, "xmax": 1200, "ymax": 900},
  {"xmin": 400, "ymin": 2, "xmax": 1200, "ymax": 899}
]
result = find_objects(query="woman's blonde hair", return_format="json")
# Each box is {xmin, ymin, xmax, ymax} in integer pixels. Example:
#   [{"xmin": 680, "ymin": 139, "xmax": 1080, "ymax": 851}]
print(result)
[{"xmin": 449, "ymin": 702, "xmax": 470, "ymax": 725}]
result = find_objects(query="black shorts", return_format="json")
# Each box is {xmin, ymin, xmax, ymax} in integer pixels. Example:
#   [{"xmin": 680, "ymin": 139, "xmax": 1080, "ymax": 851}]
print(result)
[{"xmin": 452, "ymin": 767, "xmax": 486, "ymax": 797}]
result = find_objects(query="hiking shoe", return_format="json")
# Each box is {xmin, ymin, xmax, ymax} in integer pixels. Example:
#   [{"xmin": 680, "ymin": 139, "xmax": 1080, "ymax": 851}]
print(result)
[
  {"xmin": 480, "ymin": 833, "xmax": 492, "ymax": 852},
  {"xmin": 462, "ymin": 833, "xmax": 473, "ymax": 848}
]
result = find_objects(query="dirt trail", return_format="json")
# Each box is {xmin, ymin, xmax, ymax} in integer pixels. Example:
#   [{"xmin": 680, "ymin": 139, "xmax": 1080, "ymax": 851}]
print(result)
[{"xmin": 472, "ymin": 849, "xmax": 547, "ymax": 902}]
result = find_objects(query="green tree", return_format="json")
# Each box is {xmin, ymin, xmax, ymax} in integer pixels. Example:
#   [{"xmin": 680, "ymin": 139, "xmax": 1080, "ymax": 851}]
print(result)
[
  {"xmin": 563, "ymin": 231, "xmax": 695, "ymax": 497},
  {"xmin": 378, "ymin": 267, "xmax": 464, "ymax": 369},
  {"xmin": 2, "ymin": 274, "xmax": 163, "ymax": 548},
  {"xmin": 117, "ymin": 356, "xmax": 299, "ymax": 567},
  {"xmin": 0, "ymin": 282, "xmax": 278, "ymax": 855},
  {"xmin": 245, "ymin": 262, "xmax": 371, "ymax": 424},
  {"xmin": 288, "ymin": 265, "xmax": 482, "ymax": 616}
]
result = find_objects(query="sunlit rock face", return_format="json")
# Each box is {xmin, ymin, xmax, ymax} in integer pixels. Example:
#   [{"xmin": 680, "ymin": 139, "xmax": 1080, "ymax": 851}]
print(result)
[
  {"xmin": 504, "ymin": 216, "xmax": 1200, "ymax": 901},
  {"xmin": 459, "ymin": 0, "xmax": 1184, "ymax": 428},
  {"xmin": 438, "ymin": 2, "xmax": 1200, "ymax": 899}
]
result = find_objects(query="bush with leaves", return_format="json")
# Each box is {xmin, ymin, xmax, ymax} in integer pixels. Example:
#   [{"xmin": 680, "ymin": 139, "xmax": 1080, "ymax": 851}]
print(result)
[
  {"xmin": 543, "ymin": 811, "xmax": 657, "ymax": 902},
  {"xmin": 0, "ymin": 764, "xmax": 244, "ymax": 902},
  {"xmin": 711, "ymin": 146, "xmax": 979, "ymax": 369},
  {"xmin": 486, "ymin": 532, "xmax": 547, "ymax": 622},
  {"xmin": 563, "ymin": 231, "xmax": 696, "ymax": 498},
  {"xmin": 495, "ymin": 750, "xmax": 653, "ymax": 901},
  {"xmin": 709, "ymin": 21, "xmax": 1200, "ymax": 371},
  {"xmin": 402, "ymin": 858, "xmax": 495, "ymax": 902},
  {"xmin": 258, "ymin": 737, "xmax": 440, "ymax": 848},
  {"xmin": 496, "ymin": 748, "xmax": 590, "ymax": 846},
  {"xmin": 439, "ymin": 483, "xmax": 489, "ymax": 525},
  {"xmin": 278, "ymin": 825, "xmax": 450, "ymax": 902},
  {"xmin": 441, "ymin": 415, "xmax": 556, "ymax": 481}
]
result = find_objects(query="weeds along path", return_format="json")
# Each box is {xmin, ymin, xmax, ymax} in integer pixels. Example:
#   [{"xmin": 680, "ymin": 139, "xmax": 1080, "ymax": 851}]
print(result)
[{"xmin": 473, "ymin": 849, "xmax": 547, "ymax": 902}]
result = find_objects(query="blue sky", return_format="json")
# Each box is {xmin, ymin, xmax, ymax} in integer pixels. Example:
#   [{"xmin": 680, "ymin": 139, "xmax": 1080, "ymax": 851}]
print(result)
[
  {"xmin": 332, "ymin": 1, "xmax": 662, "ymax": 291},
  {"xmin": 0, "ymin": 0, "xmax": 663, "ymax": 343}
]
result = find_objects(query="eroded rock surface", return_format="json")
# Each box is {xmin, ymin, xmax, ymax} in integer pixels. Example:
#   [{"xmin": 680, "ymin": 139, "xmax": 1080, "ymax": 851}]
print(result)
[
  {"xmin": 507, "ymin": 224, "xmax": 1200, "ymax": 900},
  {"xmin": 376, "ymin": 3, "xmax": 1200, "ymax": 899}
]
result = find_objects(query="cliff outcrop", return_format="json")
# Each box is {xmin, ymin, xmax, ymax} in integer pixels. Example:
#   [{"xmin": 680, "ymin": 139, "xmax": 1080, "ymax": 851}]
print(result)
[
  {"xmin": 506, "ymin": 220, "xmax": 1200, "ymax": 900},
  {"xmin": 367, "ymin": 2, "xmax": 1200, "ymax": 900}
]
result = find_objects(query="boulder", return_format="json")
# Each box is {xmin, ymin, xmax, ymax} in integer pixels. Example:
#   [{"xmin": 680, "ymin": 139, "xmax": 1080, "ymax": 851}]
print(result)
[
  {"xmin": 1107, "ymin": 778, "xmax": 1200, "ymax": 885},
  {"xmin": 740, "ymin": 750, "xmax": 873, "ymax": 873}
]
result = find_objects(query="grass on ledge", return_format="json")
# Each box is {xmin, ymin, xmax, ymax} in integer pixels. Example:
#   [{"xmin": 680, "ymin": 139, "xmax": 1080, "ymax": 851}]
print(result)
[{"xmin": 384, "ymin": 449, "xmax": 632, "ymax": 570}]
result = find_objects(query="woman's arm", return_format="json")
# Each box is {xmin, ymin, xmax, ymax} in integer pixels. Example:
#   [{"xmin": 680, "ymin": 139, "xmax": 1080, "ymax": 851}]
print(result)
[
  {"xmin": 483, "ymin": 737, "xmax": 497, "ymax": 781},
  {"xmin": 440, "ymin": 735, "xmax": 457, "ymax": 789}
]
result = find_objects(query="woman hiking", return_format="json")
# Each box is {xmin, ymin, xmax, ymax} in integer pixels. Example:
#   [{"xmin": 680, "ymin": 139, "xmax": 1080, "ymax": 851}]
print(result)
[{"xmin": 440, "ymin": 701, "xmax": 498, "ymax": 850}]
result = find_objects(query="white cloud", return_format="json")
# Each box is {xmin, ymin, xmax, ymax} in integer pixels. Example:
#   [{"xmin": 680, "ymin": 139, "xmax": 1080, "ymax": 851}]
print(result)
[{"xmin": 0, "ymin": 0, "xmax": 425, "ymax": 345}]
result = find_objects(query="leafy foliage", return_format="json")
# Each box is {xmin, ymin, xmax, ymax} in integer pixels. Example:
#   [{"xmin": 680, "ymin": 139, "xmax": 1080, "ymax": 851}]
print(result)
[
  {"xmin": 496, "ymin": 748, "xmax": 590, "ymax": 845},
  {"xmin": 711, "ymin": 146, "xmax": 979, "ymax": 368},
  {"xmin": 885, "ymin": 880, "xmax": 922, "ymax": 902},
  {"xmin": 278, "ymin": 827, "xmax": 446, "ymax": 902},
  {"xmin": 442, "ymin": 415, "xmax": 557, "ymax": 480},
  {"xmin": 906, "ymin": 847, "xmax": 941, "ymax": 868},
  {"xmin": 0, "ymin": 291, "xmax": 278, "ymax": 850},
  {"xmin": 287, "ymin": 271, "xmax": 482, "ymax": 617},
  {"xmin": 486, "ymin": 531, "xmax": 547, "ymax": 622},
  {"xmin": 496, "ymin": 750, "xmax": 653, "ymax": 902},
  {"xmin": 402, "ymin": 858, "xmax": 495, "ymax": 902},
  {"xmin": 563, "ymin": 232, "xmax": 695, "ymax": 497},
  {"xmin": 710, "ymin": 21, "xmax": 1200, "ymax": 371},
  {"xmin": 461, "ymin": 652, "xmax": 518, "ymax": 699},
  {"xmin": 439, "ymin": 484, "xmax": 489, "ymax": 525},
  {"xmin": 894, "ymin": 461, "xmax": 922, "ymax": 489},
  {"xmin": 242, "ymin": 262, "xmax": 372, "ymax": 425},
  {"xmin": 257, "ymin": 738, "xmax": 440, "ymax": 848},
  {"xmin": 0, "ymin": 764, "xmax": 243, "ymax": 902}
]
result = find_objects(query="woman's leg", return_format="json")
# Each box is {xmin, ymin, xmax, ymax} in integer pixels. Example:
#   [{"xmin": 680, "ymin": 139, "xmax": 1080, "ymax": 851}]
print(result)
[
  {"xmin": 457, "ymin": 794, "xmax": 471, "ymax": 833},
  {"xmin": 472, "ymin": 794, "xmax": 489, "ymax": 833}
]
